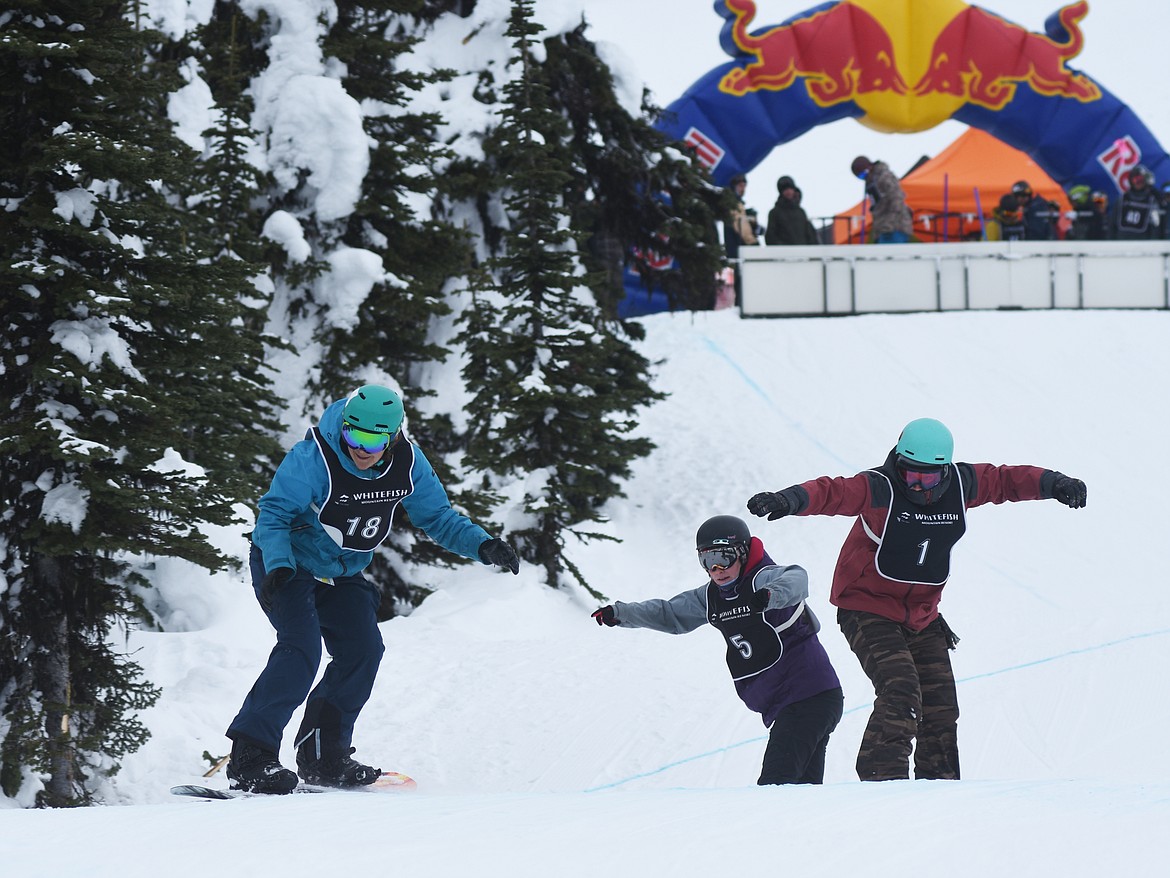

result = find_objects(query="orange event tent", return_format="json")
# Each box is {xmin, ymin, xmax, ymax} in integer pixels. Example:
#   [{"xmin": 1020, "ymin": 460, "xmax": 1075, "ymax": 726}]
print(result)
[{"xmin": 831, "ymin": 127, "xmax": 1074, "ymax": 243}]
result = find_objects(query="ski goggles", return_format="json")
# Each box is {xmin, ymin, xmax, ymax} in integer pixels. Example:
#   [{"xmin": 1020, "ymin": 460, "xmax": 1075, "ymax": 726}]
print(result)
[
  {"xmin": 896, "ymin": 460, "xmax": 946, "ymax": 491},
  {"xmin": 697, "ymin": 546, "xmax": 740, "ymax": 572},
  {"xmin": 342, "ymin": 423, "xmax": 395, "ymax": 454}
]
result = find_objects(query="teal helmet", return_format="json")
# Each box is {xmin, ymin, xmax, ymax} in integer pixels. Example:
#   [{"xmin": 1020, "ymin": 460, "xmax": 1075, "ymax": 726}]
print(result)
[
  {"xmin": 343, "ymin": 385, "xmax": 404, "ymax": 434},
  {"xmin": 895, "ymin": 418, "xmax": 953, "ymax": 465}
]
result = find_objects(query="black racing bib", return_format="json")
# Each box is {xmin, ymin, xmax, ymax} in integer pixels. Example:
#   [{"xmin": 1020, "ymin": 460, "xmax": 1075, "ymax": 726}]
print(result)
[
  {"xmin": 311, "ymin": 427, "xmax": 414, "ymax": 552},
  {"xmin": 868, "ymin": 468, "xmax": 967, "ymax": 585},
  {"xmin": 706, "ymin": 580, "xmax": 783, "ymax": 681},
  {"xmin": 1000, "ymin": 218, "xmax": 1025, "ymax": 241},
  {"xmin": 1118, "ymin": 195, "xmax": 1155, "ymax": 235}
]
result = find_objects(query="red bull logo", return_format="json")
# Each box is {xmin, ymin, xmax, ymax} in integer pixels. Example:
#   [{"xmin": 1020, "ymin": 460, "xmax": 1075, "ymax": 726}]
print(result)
[
  {"xmin": 1098, "ymin": 136, "xmax": 1142, "ymax": 192},
  {"xmin": 914, "ymin": 1, "xmax": 1100, "ymax": 109},
  {"xmin": 719, "ymin": 0, "xmax": 907, "ymax": 106},
  {"xmin": 716, "ymin": 0, "xmax": 1101, "ymax": 132}
]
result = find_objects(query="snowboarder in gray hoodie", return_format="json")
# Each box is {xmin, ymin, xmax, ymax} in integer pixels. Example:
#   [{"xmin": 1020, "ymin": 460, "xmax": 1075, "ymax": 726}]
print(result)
[{"xmin": 592, "ymin": 515, "xmax": 843, "ymax": 785}]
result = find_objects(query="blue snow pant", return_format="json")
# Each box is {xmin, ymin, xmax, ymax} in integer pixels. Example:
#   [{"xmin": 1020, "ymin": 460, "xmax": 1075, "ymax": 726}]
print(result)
[{"xmin": 227, "ymin": 545, "xmax": 385, "ymax": 756}]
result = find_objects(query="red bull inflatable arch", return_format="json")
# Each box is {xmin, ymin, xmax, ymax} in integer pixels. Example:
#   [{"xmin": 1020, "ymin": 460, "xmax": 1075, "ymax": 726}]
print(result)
[{"xmin": 661, "ymin": 0, "xmax": 1168, "ymax": 199}]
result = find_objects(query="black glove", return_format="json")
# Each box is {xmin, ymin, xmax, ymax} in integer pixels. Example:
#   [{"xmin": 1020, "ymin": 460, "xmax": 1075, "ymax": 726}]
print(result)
[
  {"xmin": 1052, "ymin": 476, "xmax": 1087, "ymax": 509},
  {"xmin": 750, "ymin": 589, "xmax": 771, "ymax": 612},
  {"xmin": 259, "ymin": 567, "xmax": 294, "ymax": 613},
  {"xmin": 479, "ymin": 538, "xmax": 520, "ymax": 574},
  {"xmin": 592, "ymin": 605, "xmax": 618, "ymax": 627},
  {"xmin": 747, "ymin": 491, "xmax": 791, "ymax": 520}
]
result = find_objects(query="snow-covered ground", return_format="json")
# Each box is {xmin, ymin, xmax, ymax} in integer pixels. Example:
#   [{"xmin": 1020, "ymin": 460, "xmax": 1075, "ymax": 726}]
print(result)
[{"xmin": 4, "ymin": 308, "xmax": 1168, "ymax": 877}]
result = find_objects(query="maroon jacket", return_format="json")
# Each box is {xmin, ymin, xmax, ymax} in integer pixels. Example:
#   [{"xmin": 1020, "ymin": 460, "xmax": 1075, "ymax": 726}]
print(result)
[{"xmin": 786, "ymin": 451, "xmax": 1060, "ymax": 630}]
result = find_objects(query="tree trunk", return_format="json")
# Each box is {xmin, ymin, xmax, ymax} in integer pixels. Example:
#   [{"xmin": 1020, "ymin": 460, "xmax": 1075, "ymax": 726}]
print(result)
[{"xmin": 34, "ymin": 556, "xmax": 76, "ymax": 806}]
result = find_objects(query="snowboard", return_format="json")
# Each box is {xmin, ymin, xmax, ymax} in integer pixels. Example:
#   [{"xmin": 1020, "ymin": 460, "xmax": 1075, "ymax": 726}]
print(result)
[{"xmin": 171, "ymin": 770, "xmax": 416, "ymax": 800}]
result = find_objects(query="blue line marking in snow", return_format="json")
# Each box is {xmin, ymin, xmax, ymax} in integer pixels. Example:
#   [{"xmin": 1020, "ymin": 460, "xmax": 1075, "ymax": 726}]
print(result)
[
  {"xmin": 583, "ymin": 627, "xmax": 1170, "ymax": 793},
  {"xmin": 701, "ymin": 336, "xmax": 854, "ymax": 471}
]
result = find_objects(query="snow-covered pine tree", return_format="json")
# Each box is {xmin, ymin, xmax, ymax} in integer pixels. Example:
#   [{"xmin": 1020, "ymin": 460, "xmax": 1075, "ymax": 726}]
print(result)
[
  {"xmin": 454, "ymin": 0, "xmax": 664, "ymax": 594},
  {"xmin": 311, "ymin": 2, "xmax": 498, "ymax": 615},
  {"xmin": 170, "ymin": 1, "xmax": 289, "ymax": 500},
  {"xmin": 543, "ymin": 20, "xmax": 730, "ymax": 318},
  {"xmin": 0, "ymin": 1, "xmax": 278, "ymax": 805}
]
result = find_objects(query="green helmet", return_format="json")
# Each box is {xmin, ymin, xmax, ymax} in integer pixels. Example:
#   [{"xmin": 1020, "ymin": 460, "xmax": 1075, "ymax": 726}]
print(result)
[
  {"xmin": 343, "ymin": 385, "xmax": 404, "ymax": 434},
  {"xmin": 895, "ymin": 418, "xmax": 953, "ymax": 465}
]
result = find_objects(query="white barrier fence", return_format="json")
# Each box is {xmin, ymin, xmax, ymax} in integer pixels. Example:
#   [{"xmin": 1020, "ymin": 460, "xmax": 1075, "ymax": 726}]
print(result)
[{"xmin": 739, "ymin": 240, "xmax": 1170, "ymax": 316}]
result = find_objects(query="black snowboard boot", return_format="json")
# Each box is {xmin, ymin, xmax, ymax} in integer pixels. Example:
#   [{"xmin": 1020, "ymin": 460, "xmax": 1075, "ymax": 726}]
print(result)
[
  {"xmin": 226, "ymin": 740, "xmax": 298, "ymax": 794},
  {"xmin": 297, "ymin": 742, "xmax": 380, "ymax": 788}
]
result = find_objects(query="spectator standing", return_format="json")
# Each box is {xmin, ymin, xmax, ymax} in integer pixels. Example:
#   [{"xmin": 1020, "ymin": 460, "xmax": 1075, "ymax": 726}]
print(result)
[
  {"xmin": 1114, "ymin": 165, "xmax": 1161, "ymax": 239},
  {"xmin": 1066, "ymin": 185, "xmax": 1108, "ymax": 241},
  {"xmin": 1011, "ymin": 180, "xmax": 1060, "ymax": 240},
  {"xmin": 1160, "ymin": 181, "xmax": 1170, "ymax": 239},
  {"xmin": 985, "ymin": 193, "xmax": 1026, "ymax": 241},
  {"xmin": 851, "ymin": 156, "xmax": 913, "ymax": 243},
  {"xmin": 723, "ymin": 174, "xmax": 759, "ymax": 255},
  {"xmin": 764, "ymin": 175, "xmax": 819, "ymax": 246},
  {"xmin": 723, "ymin": 173, "xmax": 759, "ymax": 306}
]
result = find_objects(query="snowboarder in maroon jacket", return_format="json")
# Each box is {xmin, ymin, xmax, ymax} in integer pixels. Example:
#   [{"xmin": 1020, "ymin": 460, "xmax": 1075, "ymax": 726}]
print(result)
[{"xmin": 746, "ymin": 418, "xmax": 1087, "ymax": 781}]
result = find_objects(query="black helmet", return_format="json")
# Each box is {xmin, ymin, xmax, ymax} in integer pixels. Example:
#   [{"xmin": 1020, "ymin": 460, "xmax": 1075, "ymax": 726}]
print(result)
[
  {"xmin": 695, "ymin": 515, "xmax": 751, "ymax": 571},
  {"xmin": 1129, "ymin": 165, "xmax": 1152, "ymax": 187},
  {"xmin": 696, "ymin": 514, "xmax": 751, "ymax": 551}
]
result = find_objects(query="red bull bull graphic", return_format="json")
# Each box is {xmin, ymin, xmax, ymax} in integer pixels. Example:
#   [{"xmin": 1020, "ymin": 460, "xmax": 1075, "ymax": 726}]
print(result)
[
  {"xmin": 657, "ymin": 0, "xmax": 1167, "ymax": 207},
  {"xmin": 913, "ymin": 1, "xmax": 1099, "ymax": 109},
  {"xmin": 718, "ymin": 0, "xmax": 907, "ymax": 105}
]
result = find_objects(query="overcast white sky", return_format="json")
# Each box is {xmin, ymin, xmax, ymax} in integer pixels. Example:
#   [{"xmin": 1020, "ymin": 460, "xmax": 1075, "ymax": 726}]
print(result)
[{"xmin": 578, "ymin": 0, "xmax": 1170, "ymax": 221}]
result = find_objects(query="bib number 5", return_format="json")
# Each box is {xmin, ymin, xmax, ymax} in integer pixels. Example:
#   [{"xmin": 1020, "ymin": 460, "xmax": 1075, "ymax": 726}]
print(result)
[{"xmin": 729, "ymin": 634, "xmax": 753, "ymax": 660}]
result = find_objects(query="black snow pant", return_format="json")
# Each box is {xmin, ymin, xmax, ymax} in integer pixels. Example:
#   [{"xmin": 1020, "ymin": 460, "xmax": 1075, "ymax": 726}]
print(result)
[
  {"xmin": 838, "ymin": 608, "xmax": 960, "ymax": 781},
  {"xmin": 758, "ymin": 687, "xmax": 844, "ymax": 785}
]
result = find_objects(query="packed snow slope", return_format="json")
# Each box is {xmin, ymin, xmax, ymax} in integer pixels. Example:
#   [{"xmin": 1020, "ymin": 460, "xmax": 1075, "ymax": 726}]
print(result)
[{"xmin": 4, "ymin": 309, "xmax": 1169, "ymax": 877}]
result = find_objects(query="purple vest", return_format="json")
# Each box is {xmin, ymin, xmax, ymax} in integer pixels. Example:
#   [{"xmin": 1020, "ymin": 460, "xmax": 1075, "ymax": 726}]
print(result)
[{"xmin": 713, "ymin": 553, "xmax": 841, "ymax": 726}]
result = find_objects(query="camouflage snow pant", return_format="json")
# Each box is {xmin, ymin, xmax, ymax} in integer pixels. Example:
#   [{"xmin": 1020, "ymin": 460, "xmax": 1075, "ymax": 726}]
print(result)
[{"xmin": 838, "ymin": 609, "xmax": 960, "ymax": 781}]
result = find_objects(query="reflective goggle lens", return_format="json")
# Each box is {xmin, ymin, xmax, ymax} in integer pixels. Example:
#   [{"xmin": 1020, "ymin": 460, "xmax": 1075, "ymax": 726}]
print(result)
[
  {"xmin": 897, "ymin": 461, "xmax": 944, "ymax": 490},
  {"xmin": 698, "ymin": 546, "xmax": 740, "ymax": 572},
  {"xmin": 342, "ymin": 423, "xmax": 393, "ymax": 453}
]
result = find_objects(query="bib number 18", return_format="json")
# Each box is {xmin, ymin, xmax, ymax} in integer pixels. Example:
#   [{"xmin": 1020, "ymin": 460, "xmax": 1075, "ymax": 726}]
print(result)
[{"xmin": 346, "ymin": 516, "xmax": 383, "ymax": 540}]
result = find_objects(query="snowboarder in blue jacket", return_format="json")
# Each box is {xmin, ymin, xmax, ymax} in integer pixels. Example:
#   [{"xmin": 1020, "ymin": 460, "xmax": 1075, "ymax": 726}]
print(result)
[
  {"xmin": 592, "ymin": 515, "xmax": 843, "ymax": 785},
  {"xmin": 226, "ymin": 385, "xmax": 519, "ymax": 793}
]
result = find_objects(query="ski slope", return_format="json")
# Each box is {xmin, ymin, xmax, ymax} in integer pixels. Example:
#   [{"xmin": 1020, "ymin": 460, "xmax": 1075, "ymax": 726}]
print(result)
[{"xmin": 3, "ymin": 309, "xmax": 1169, "ymax": 877}]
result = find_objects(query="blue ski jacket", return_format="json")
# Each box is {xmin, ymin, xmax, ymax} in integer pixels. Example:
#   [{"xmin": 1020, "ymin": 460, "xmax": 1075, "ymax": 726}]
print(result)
[{"xmin": 252, "ymin": 397, "xmax": 491, "ymax": 579}]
